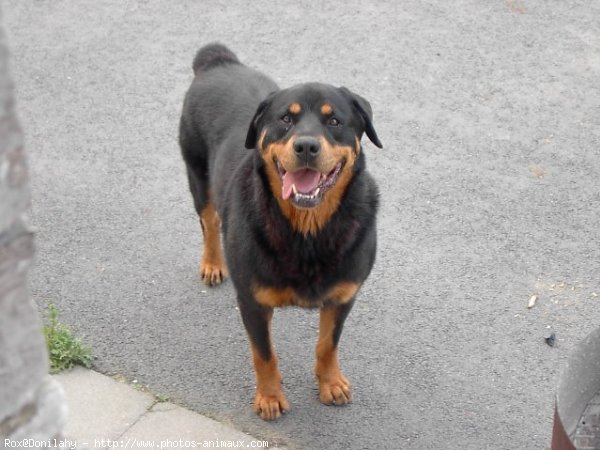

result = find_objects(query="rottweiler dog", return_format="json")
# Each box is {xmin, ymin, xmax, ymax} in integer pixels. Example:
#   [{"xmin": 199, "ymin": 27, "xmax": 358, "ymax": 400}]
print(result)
[{"xmin": 179, "ymin": 43, "xmax": 382, "ymax": 421}]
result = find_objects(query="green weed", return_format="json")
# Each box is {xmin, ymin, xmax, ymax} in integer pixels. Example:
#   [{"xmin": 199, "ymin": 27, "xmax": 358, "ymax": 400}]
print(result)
[{"xmin": 43, "ymin": 304, "xmax": 93, "ymax": 373}]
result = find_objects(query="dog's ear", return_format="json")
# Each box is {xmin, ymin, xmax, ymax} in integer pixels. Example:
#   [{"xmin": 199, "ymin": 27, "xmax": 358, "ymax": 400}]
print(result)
[
  {"xmin": 245, "ymin": 92, "xmax": 276, "ymax": 149},
  {"xmin": 339, "ymin": 87, "xmax": 382, "ymax": 149}
]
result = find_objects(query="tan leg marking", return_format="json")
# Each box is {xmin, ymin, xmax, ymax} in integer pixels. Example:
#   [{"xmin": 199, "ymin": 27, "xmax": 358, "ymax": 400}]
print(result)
[
  {"xmin": 315, "ymin": 307, "xmax": 351, "ymax": 405},
  {"xmin": 199, "ymin": 202, "xmax": 227, "ymax": 286},
  {"xmin": 250, "ymin": 311, "xmax": 289, "ymax": 421}
]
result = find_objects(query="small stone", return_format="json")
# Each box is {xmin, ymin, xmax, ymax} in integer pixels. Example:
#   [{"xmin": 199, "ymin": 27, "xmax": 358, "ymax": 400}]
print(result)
[{"xmin": 527, "ymin": 294, "xmax": 537, "ymax": 309}]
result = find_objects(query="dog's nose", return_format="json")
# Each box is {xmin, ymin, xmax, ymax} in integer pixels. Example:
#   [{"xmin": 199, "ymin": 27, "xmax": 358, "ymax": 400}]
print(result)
[{"xmin": 293, "ymin": 137, "xmax": 321, "ymax": 161}]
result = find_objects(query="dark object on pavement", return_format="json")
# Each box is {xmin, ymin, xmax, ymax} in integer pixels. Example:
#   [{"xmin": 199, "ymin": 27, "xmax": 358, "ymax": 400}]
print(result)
[
  {"xmin": 551, "ymin": 327, "xmax": 600, "ymax": 449},
  {"xmin": 546, "ymin": 332, "xmax": 557, "ymax": 347}
]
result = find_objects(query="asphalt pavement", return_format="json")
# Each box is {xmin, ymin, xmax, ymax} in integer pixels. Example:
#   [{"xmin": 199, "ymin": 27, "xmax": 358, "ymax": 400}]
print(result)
[{"xmin": 4, "ymin": 1, "xmax": 600, "ymax": 449}]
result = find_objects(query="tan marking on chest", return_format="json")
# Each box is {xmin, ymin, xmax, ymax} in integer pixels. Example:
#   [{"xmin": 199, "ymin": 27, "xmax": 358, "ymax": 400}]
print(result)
[
  {"xmin": 253, "ymin": 282, "xmax": 360, "ymax": 308},
  {"xmin": 327, "ymin": 281, "xmax": 360, "ymax": 303}
]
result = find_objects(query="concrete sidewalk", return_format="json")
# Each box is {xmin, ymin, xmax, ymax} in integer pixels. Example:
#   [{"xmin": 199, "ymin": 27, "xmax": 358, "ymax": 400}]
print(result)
[{"xmin": 52, "ymin": 367, "xmax": 269, "ymax": 449}]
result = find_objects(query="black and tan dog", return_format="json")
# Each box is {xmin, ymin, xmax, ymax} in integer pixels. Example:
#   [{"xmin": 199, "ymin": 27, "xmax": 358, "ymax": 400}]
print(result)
[{"xmin": 179, "ymin": 43, "xmax": 381, "ymax": 421}]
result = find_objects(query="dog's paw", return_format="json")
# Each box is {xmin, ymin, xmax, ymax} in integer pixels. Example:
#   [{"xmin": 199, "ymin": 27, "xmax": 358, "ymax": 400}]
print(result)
[
  {"xmin": 253, "ymin": 390, "xmax": 290, "ymax": 421},
  {"xmin": 200, "ymin": 260, "xmax": 227, "ymax": 286},
  {"xmin": 317, "ymin": 372, "xmax": 351, "ymax": 406}
]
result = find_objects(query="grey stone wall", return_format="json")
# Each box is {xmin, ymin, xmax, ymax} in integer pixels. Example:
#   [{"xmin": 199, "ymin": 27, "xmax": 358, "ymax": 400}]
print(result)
[{"xmin": 0, "ymin": 9, "xmax": 66, "ymax": 448}]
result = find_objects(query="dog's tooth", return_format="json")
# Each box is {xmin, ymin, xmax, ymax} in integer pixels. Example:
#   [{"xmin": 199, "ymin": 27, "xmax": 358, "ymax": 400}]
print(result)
[
  {"xmin": 292, "ymin": 184, "xmax": 298, "ymax": 195},
  {"xmin": 314, "ymin": 188, "xmax": 320, "ymax": 196}
]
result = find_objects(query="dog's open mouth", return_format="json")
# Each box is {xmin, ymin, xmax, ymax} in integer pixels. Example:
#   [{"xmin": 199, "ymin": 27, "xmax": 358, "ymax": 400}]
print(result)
[{"xmin": 276, "ymin": 160, "xmax": 344, "ymax": 208}]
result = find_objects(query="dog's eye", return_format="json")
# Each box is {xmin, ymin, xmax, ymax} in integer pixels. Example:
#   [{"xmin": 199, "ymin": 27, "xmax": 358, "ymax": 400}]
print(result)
[
  {"xmin": 328, "ymin": 117, "xmax": 341, "ymax": 127},
  {"xmin": 281, "ymin": 114, "xmax": 292, "ymax": 124}
]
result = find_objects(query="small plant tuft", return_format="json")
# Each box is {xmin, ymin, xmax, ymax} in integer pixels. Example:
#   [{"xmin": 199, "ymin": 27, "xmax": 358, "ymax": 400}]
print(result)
[
  {"xmin": 43, "ymin": 304, "xmax": 93, "ymax": 374},
  {"xmin": 155, "ymin": 393, "xmax": 170, "ymax": 403}
]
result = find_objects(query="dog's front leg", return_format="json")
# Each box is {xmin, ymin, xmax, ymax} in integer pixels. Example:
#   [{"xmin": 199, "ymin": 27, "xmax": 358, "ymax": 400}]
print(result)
[
  {"xmin": 238, "ymin": 298, "xmax": 289, "ymax": 420},
  {"xmin": 315, "ymin": 301, "xmax": 355, "ymax": 405}
]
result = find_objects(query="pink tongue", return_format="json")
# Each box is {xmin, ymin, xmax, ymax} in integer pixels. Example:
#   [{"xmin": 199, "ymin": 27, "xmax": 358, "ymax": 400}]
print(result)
[{"xmin": 282, "ymin": 169, "xmax": 321, "ymax": 200}]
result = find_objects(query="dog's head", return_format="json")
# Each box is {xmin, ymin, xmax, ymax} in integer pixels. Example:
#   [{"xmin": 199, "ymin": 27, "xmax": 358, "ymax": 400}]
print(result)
[{"xmin": 245, "ymin": 83, "xmax": 381, "ymax": 225}]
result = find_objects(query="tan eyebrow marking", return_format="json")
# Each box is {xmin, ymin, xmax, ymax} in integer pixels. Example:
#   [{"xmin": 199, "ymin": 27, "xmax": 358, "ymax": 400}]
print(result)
[
  {"xmin": 320, "ymin": 103, "xmax": 333, "ymax": 115},
  {"xmin": 289, "ymin": 102, "xmax": 301, "ymax": 114}
]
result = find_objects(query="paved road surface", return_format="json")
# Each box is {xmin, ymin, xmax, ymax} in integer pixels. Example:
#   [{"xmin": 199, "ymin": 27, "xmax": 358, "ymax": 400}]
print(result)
[{"xmin": 5, "ymin": 1, "xmax": 600, "ymax": 448}]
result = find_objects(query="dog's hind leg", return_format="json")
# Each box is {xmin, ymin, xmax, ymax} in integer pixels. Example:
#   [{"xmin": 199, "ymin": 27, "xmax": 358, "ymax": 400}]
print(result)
[
  {"xmin": 186, "ymin": 167, "xmax": 227, "ymax": 286},
  {"xmin": 181, "ymin": 123, "xmax": 227, "ymax": 286},
  {"xmin": 198, "ymin": 194, "xmax": 227, "ymax": 285}
]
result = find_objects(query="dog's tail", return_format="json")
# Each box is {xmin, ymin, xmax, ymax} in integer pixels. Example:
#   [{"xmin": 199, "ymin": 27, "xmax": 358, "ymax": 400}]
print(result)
[{"xmin": 192, "ymin": 43, "xmax": 240, "ymax": 76}]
